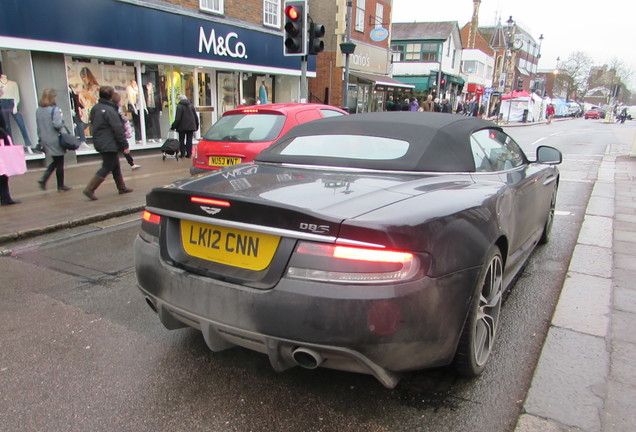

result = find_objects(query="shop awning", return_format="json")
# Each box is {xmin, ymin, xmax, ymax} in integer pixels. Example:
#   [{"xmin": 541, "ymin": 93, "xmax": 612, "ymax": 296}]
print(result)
[
  {"xmin": 447, "ymin": 74, "xmax": 465, "ymax": 85},
  {"xmin": 392, "ymin": 76, "xmax": 429, "ymax": 92},
  {"xmin": 350, "ymin": 71, "xmax": 415, "ymax": 90}
]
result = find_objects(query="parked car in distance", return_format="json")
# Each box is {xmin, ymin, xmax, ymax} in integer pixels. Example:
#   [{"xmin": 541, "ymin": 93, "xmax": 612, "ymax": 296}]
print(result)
[
  {"xmin": 136, "ymin": 112, "xmax": 562, "ymax": 388},
  {"xmin": 584, "ymin": 108, "xmax": 605, "ymax": 119},
  {"xmin": 190, "ymin": 103, "xmax": 348, "ymax": 175}
]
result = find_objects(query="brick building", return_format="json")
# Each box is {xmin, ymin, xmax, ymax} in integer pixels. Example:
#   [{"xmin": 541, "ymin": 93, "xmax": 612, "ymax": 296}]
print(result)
[{"xmin": 307, "ymin": 0, "xmax": 413, "ymax": 112}]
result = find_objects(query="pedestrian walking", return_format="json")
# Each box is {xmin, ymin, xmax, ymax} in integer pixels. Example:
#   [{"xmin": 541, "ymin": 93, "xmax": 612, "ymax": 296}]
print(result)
[
  {"xmin": 546, "ymin": 103, "xmax": 555, "ymax": 125},
  {"xmin": 171, "ymin": 94, "xmax": 199, "ymax": 158},
  {"xmin": 83, "ymin": 86, "xmax": 133, "ymax": 200},
  {"xmin": 0, "ymin": 86, "xmax": 20, "ymax": 206},
  {"xmin": 409, "ymin": 98, "xmax": 419, "ymax": 111},
  {"xmin": 35, "ymin": 88, "xmax": 72, "ymax": 192},
  {"xmin": 456, "ymin": 101, "xmax": 464, "ymax": 114},
  {"xmin": 421, "ymin": 95, "xmax": 434, "ymax": 112},
  {"xmin": 441, "ymin": 99, "xmax": 452, "ymax": 113},
  {"xmin": 386, "ymin": 95, "xmax": 395, "ymax": 112},
  {"xmin": 112, "ymin": 92, "xmax": 141, "ymax": 170}
]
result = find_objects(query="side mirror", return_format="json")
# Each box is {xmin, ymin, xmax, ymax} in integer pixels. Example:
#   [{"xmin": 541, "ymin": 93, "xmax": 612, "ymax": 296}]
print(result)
[{"xmin": 536, "ymin": 145, "xmax": 562, "ymax": 165}]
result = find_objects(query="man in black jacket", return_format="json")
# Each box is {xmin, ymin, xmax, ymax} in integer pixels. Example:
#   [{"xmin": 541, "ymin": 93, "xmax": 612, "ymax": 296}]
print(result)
[
  {"xmin": 171, "ymin": 95, "xmax": 199, "ymax": 158},
  {"xmin": 83, "ymin": 86, "xmax": 133, "ymax": 200}
]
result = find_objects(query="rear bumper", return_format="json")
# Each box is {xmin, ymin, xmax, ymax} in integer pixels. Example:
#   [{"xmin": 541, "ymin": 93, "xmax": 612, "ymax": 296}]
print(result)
[{"xmin": 134, "ymin": 235, "xmax": 479, "ymax": 387}]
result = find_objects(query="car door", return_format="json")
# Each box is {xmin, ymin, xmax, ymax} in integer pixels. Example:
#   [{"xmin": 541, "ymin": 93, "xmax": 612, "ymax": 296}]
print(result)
[{"xmin": 470, "ymin": 129, "xmax": 549, "ymax": 255}]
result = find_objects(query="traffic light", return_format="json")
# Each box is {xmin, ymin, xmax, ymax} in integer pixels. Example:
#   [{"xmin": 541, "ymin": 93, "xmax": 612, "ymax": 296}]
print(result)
[
  {"xmin": 283, "ymin": 0, "xmax": 307, "ymax": 56},
  {"xmin": 516, "ymin": 78, "xmax": 524, "ymax": 91},
  {"xmin": 308, "ymin": 22, "xmax": 325, "ymax": 55},
  {"xmin": 440, "ymin": 76, "xmax": 446, "ymax": 90}
]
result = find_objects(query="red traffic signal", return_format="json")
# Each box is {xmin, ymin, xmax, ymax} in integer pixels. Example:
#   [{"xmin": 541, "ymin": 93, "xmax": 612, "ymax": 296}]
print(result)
[
  {"xmin": 285, "ymin": 5, "xmax": 299, "ymax": 20},
  {"xmin": 283, "ymin": 0, "xmax": 307, "ymax": 56}
]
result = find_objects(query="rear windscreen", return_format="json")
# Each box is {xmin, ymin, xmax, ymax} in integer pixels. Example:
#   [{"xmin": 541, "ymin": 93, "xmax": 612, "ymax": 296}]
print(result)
[{"xmin": 202, "ymin": 113, "xmax": 286, "ymax": 143}]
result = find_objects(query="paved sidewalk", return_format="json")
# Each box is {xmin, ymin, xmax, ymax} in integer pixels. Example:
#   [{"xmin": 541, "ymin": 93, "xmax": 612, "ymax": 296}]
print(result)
[
  {"xmin": 0, "ymin": 149, "xmax": 191, "ymax": 248},
  {"xmin": 515, "ymin": 134, "xmax": 636, "ymax": 431}
]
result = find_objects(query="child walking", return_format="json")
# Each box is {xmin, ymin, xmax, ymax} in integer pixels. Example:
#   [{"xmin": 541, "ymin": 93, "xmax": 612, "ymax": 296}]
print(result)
[{"xmin": 112, "ymin": 92, "xmax": 141, "ymax": 170}]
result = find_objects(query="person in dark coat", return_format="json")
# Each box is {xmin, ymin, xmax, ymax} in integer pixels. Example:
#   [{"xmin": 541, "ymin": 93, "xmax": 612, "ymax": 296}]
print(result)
[
  {"xmin": 171, "ymin": 95, "xmax": 199, "ymax": 158},
  {"xmin": 441, "ymin": 99, "xmax": 452, "ymax": 113},
  {"xmin": 83, "ymin": 86, "xmax": 132, "ymax": 200}
]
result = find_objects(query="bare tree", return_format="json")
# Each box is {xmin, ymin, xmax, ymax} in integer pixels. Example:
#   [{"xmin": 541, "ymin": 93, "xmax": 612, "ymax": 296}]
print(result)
[
  {"xmin": 556, "ymin": 51, "xmax": 592, "ymax": 101},
  {"xmin": 608, "ymin": 57, "xmax": 634, "ymax": 86}
]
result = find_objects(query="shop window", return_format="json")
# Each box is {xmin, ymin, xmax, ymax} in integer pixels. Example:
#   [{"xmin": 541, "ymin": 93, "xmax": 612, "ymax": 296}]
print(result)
[
  {"xmin": 355, "ymin": 0, "xmax": 365, "ymax": 32},
  {"xmin": 263, "ymin": 0, "xmax": 280, "ymax": 28},
  {"xmin": 393, "ymin": 42, "xmax": 439, "ymax": 63},
  {"xmin": 200, "ymin": 0, "xmax": 223, "ymax": 14},
  {"xmin": 391, "ymin": 44, "xmax": 405, "ymax": 62}
]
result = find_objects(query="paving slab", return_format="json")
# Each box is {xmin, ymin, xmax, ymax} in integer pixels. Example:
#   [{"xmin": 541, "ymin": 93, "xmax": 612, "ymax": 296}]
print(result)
[
  {"xmin": 524, "ymin": 328, "xmax": 608, "ymax": 432},
  {"xmin": 568, "ymin": 244, "xmax": 612, "ymax": 279},
  {"xmin": 577, "ymin": 215, "xmax": 613, "ymax": 248},
  {"xmin": 552, "ymin": 273, "xmax": 610, "ymax": 338},
  {"xmin": 603, "ymin": 380, "xmax": 636, "ymax": 432}
]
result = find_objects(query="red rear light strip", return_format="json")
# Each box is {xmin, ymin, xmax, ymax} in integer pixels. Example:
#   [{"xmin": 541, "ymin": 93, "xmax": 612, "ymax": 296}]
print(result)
[
  {"xmin": 190, "ymin": 197, "xmax": 231, "ymax": 207},
  {"xmin": 142, "ymin": 210, "xmax": 161, "ymax": 224},
  {"xmin": 297, "ymin": 243, "xmax": 413, "ymax": 263}
]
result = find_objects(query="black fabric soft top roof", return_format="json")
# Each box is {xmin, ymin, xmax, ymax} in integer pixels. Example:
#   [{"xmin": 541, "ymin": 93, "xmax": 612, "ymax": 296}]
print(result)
[{"xmin": 256, "ymin": 112, "xmax": 501, "ymax": 172}]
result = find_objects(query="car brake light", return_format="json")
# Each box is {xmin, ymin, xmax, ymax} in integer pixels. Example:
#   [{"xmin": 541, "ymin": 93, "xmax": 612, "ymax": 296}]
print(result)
[
  {"xmin": 142, "ymin": 210, "xmax": 161, "ymax": 224},
  {"xmin": 242, "ymin": 109, "xmax": 259, "ymax": 113},
  {"xmin": 190, "ymin": 197, "xmax": 231, "ymax": 207},
  {"xmin": 288, "ymin": 242, "xmax": 422, "ymax": 284},
  {"xmin": 297, "ymin": 243, "xmax": 413, "ymax": 263}
]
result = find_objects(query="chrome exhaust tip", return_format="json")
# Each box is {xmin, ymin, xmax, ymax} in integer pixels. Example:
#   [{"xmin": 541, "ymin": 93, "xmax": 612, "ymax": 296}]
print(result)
[{"xmin": 291, "ymin": 347, "xmax": 324, "ymax": 369}]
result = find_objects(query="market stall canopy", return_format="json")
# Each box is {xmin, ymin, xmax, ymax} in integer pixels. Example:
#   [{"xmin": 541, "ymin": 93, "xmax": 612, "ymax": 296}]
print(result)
[{"xmin": 500, "ymin": 90, "xmax": 531, "ymax": 100}]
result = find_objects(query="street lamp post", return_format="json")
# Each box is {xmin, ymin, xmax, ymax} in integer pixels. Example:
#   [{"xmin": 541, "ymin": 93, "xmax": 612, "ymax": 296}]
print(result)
[
  {"xmin": 505, "ymin": 16, "xmax": 516, "ymax": 123},
  {"xmin": 341, "ymin": 1, "xmax": 353, "ymax": 112}
]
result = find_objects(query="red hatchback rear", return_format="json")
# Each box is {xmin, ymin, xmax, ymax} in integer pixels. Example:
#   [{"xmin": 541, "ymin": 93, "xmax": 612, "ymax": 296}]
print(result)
[{"xmin": 190, "ymin": 103, "xmax": 347, "ymax": 175}]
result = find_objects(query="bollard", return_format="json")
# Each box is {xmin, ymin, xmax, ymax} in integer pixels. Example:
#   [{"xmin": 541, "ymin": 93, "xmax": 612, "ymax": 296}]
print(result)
[{"xmin": 630, "ymin": 131, "xmax": 636, "ymax": 157}]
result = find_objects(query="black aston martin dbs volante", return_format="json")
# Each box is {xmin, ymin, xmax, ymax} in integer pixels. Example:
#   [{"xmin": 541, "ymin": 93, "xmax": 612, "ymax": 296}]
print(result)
[{"xmin": 135, "ymin": 112, "xmax": 562, "ymax": 388}]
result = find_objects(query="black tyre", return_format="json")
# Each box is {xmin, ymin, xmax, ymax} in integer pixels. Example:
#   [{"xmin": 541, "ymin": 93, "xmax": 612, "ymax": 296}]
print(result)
[
  {"xmin": 539, "ymin": 184, "xmax": 558, "ymax": 245},
  {"xmin": 454, "ymin": 246, "xmax": 504, "ymax": 377}
]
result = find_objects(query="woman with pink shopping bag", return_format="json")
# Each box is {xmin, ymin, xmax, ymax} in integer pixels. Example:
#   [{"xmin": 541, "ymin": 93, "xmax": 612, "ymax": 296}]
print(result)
[{"xmin": 0, "ymin": 85, "xmax": 24, "ymax": 206}]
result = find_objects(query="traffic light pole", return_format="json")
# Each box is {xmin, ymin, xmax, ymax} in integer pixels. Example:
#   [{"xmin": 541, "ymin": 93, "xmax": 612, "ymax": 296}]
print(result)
[
  {"xmin": 300, "ymin": 55, "xmax": 308, "ymax": 102},
  {"xmin": 342, "ymin": 1, "xmax": 352, "ymax": 112}
]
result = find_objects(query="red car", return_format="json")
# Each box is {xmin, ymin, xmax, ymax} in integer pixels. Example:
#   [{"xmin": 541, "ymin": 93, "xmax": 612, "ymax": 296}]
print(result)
[
  {"xmin": 584, "ymin": 108, "xmax": 605, "ymax": 119},
  {"xmin": 191, "ymin": 103, "xmax": 348, "ymax": 175}
]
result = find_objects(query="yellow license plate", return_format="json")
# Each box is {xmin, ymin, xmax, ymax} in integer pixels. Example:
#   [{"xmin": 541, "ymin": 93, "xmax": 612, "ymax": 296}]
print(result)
[
  {"xmin": 209, "ymin": 156, "xmax": 241, "ymax": 166},
  {"xmin": 181, "ymin": 220, "xmax": 280, "ymax": 271}
]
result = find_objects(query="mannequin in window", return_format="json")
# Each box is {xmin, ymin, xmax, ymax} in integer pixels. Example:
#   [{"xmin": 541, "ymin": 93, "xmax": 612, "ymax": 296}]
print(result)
[
  {"xmin": 144, "ymin": 81, "xmax": 162, "ymax": 142},
  {"xmin": 69, "ymin": 84, "xmax": 87, "ymax": 147},
  {"xmin": 258, "ymin": 79, "xmax": 268, "ymax": 104},
  {"xmin": 126, "ymin": 80, "xmax": 145, "ymax": 143},
  {"xmin": 0, "ymin": 73, "xmax": 34, "ymax": 152}
]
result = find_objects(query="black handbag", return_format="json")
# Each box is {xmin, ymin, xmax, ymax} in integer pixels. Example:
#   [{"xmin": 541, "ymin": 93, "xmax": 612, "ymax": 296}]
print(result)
[
  {"xmin": 51, "ymin": 107, "xmax": 80, "ymax": 151},
  {"xmin": 58, "ymin": 128, "xmax": 81, "ymax": 150}
]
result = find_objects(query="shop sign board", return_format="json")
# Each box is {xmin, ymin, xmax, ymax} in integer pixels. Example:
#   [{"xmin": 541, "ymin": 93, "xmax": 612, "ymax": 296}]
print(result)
[{"xmin": 0, "ymin": 0, "xmax": 313, "ymax": 72}]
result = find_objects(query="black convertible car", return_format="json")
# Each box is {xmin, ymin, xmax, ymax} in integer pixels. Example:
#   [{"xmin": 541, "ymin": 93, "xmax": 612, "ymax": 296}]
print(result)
[{"xmin": 134, "ymin": 112, "xmax": 561, "ymax": 388}]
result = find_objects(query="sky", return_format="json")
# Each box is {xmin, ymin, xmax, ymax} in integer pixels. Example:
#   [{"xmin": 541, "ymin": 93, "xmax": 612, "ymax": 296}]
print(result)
[{"xmin": 391, "ymin": 0, "xmax": 636, "ymax": 88}]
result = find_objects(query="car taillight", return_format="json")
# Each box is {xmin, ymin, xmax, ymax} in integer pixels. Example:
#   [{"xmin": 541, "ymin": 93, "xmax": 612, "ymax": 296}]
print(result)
[
  {"xmin": 286, "ymin": 242, "xmax": 423, "ymax": 284},
  {"xmin": 142, "ymin": 210, "xmax": 161, "ymax": 224},
  {"xmin": 140, "ymin": 210, "xmax": 161, "ymax": 241}
]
